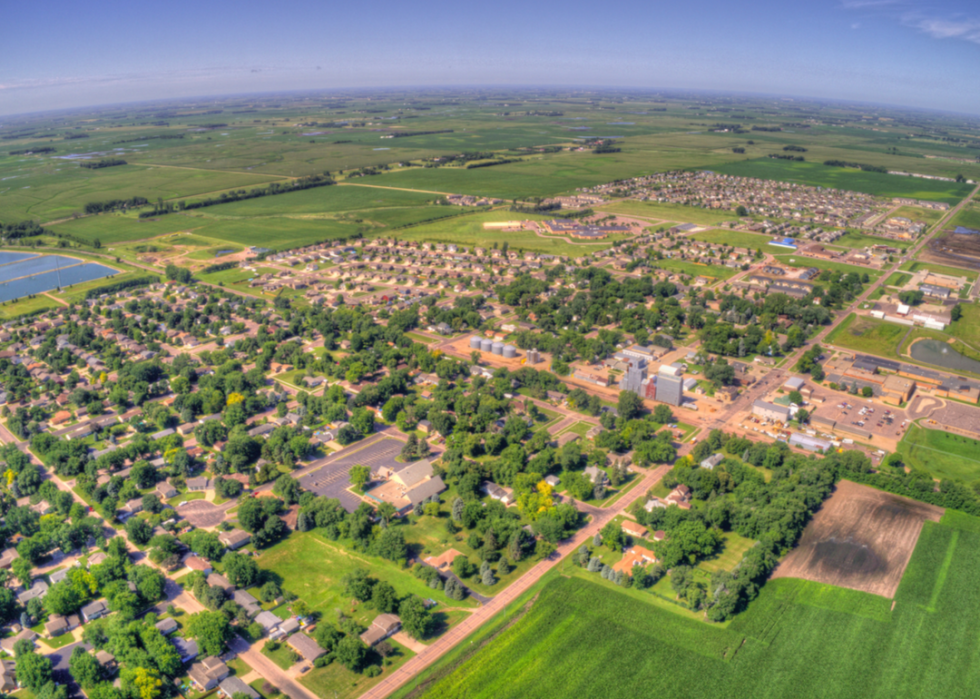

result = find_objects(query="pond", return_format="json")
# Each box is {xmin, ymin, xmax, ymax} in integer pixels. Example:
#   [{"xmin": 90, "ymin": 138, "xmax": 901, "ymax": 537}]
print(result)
[
  {"xmin": 909, "ymin": 339, "xmax": 980, "ymax": 375},
  {"xmin": 0, "ymin": 254, "xmax": 117, "ymax": 303},
  {"xmin": 214, "ymin": 249, "xmax": 235, "ymax": 257}
]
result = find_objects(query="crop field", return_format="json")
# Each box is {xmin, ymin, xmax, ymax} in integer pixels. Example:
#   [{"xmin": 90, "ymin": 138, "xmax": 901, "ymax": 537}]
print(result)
[
  {"xmin": 598, "ymin": 200, "xmax": 737, "ymax": 226},
  {"xmin": 406, "ymin": 513, "xmax": 980, "ymax": 699},
  {"xmin": 712, "ymin": 159, "xmax": 974, "ymax": 204},
  {"xmin": 831, "ymin": 231, "xmax": 912, "ymax": 251},
  {"xmin": 689, "ymin": 229, "xmax": 773, "ymax": 249},
  {"xmin": 771, "ymin": 480, "xmax": 943, "ymax": 597},
  {"xmin": 825, "ymin": 314, "xmax": 907, "ymax": 356},
  {"xmin": 195, "ymin": 182, "xmax": 440, "ymax": 216},
  {"xmin": 898, "ymin": 424, "xmax": 980, "ymax": 484},
  {"xmin": 0, "ymin": 160, "xmax": 281, "ymax": 223}
]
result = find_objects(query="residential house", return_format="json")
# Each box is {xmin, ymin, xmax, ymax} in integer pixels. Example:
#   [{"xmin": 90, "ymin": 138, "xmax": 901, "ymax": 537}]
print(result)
[
  {"xmin": 288, "ymin": 632, "xmax": 326, "ymax": 662},
  {"xmin": 360, "ymin": 614, "xmax": 402, "ymax": 647}
]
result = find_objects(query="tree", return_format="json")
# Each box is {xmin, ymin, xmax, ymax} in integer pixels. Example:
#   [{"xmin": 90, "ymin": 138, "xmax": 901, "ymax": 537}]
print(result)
[
  {"xmin": 133, "ymin": 668, "xmax": 164, "ymax": 699},
  {"xmin": 617, "ymin": 391, "xmax": 643, "ymax": 421},
  {"xmin": 272, "ymin": 475, "xmax": 302, "ymax": 505},
  {"xmin": 652, "ymin": 404, "xmax": 674, "ymax": 424},
  {"xmin": 187, "ymin": 611, "xmax": 232, "ymax": 657},
  {"xmin": 349, "ymin": 465, "xmax": 371, "ymax": 491},
  {"xmin": 861, "ymin": 386, "xmax": 873, "ymax": 398},
  {"xmin": 69, "ymin": 646, "xmax": 103, "ymax": 689},
  {"xmin": 951, "ymin": 304, "xmax": 963, "ymax": 322},
  {"xmin": 222, "ymin": 552, "xmax": 260, "ymax": 588},
  {"xmin": 335, "ymin": 635, "xmax": 365, "ymax": 672},
  {"xmin": 16, "ymin": 652, "xmax": 52, "ymax": 692},
  {"xmin": 399, "ymin": 595, "xmax": 432, "ymax": 640},
  {"xmin": 126, "ymin": 517, "xmax": 153, "ymax": 546},
  {"xmin": 342, "ymin": 568, "xmax": 375, "ymax": 602},
  {"xmin": 371, "ymin": 581, "xmax": 398, "ymax": 614},
  {"xmin": 400, "ymin": 434, "xmax": 420, "ymax": 461},
  {"xmin": 787, "ymin": 390, "xmax": 803, "ymax": 405}
]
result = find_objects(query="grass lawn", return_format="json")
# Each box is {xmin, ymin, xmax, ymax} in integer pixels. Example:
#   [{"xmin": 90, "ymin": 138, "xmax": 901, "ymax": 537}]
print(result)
[
  {"xmin": 300, "ymin": 639, "xmax": 415, "ymax": 699},
  {"xmin": 557, "ymin": 421, "xmax": 593, "ymax": 438},
  {"xmin": 824, "ymin": 313, "xmax": 907, "ymax": 356},
  {"xmin": 946, "ymin": 302, "xmax": 980, "ymax": 349},
  {"xmin": 697, "ymin": 532, "xmax": 756, "ymax": 574},
  {"xmin": 400, "ymin": 514, "xmax": 980, "ymax": 699},
  {"xmin": 689, "ymin": 228, "xmax": 777, "ymax": 250},
  {"xmin": 261, "ymin": 642, "xmax": 299, "ymax": 670},
  {"xmin": 890, "ymin": 206, "xmax": 946, "ymax": 227},
  {"xmin": 832, "ymin": 230, "xmax": 912, "ymax": 251},
  {"xmin": 406, "ymin": 332, "xmax": 435, "ymax": 344},
  {"xmin": 898, "ymin": 423, "xmax": 980, "ymax": 484},
  {"xmin": 226, "ymin": 657, "xmax": 253, "ymax": 678}
]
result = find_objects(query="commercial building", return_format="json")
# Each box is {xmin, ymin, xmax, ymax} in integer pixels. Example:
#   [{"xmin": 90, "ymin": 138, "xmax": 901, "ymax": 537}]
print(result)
[{"xmin": 752, "ymin": 400, "xmax": 791, "ymax": 423}]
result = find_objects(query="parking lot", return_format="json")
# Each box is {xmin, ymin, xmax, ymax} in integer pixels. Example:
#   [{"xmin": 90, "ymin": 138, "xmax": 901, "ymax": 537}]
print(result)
[
  {"xmin": 809, "ymin": 387, "xmax": 911, "ymax": 440},
  {"xmin": 298, "ymin": 436, "xmax": 405, "ymax": 512}
]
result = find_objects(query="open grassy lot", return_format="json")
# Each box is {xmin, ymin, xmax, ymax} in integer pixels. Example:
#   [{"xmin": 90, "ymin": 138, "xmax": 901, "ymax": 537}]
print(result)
[
  {"xmin": 653, "ymin": 258, "xmax": 739, "ymax": 280},
  {"xmin": 899, "ymin": 260, "xmax": 979, "ymax": 283},
  {"xmin": 396, "ymin": 209, "xmax": 629, "ymax": 257},
  {"xmin": 890, "ymin": 206, "xmax": 946, "ymax": 227},
  {"xmin": 301, "ymin": 638, "xmax": 415, "ymax": 699},
  {"xmin": 403, "ymin": 515, "xmax": 980, "ymax": 699},
  {"xmin": 883, "ymin": 272, "xmax": 912, "ymax": 287},
  {"xmin": 712, "ymin": 159, "xmax": 974, "ymax": 204},
  {"xmin": 598, "ymin": 200, "xmax": 736, "ymax": 226},
  {"xmin": 899, "ymin": 423, "xmax": 980, "ymax": 484},
  {"xmin": 689, "ymin": 229, "xmax": 773, "ymax": 249},
  {"xmin": 257, "ymin": 530, "xmax": 477, "ymax": 630},
  {"xmin": 772, "ymin": 254, "xmax": 884, "ymax": 279},
  {"xmin": 832, "ymin": 230, "xmax": 912, "ymax": 251},
  {"xmin": 948, "ymin": 201, "xmax": 980, "ymax": 232},
  {"xmin": 825, "ymin": 313, "xmax": 907, "ymax": 355},
  {"xmin": 697, "ymin": 532, "xmax": 756, "ymax": 574}
]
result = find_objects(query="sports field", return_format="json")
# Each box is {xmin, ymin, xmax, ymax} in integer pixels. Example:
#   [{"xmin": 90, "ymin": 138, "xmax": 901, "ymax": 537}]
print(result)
[
  {"xmin": 404, "ymin": 514, "xmax": 980, "ymax": 699},
  {"xmin": 899, "ymin": 424, "xmax": 980, "ymax": 484},
  {"xmin": 712, "ymin": 159, "xmax": 974, "ymax": 204},
  {"xmin": 597, "ymin": 200, "xmax": 736, "ymax": 226},
  {"xmin": 653, "ymin": 258, "xmax": 739, "ymax": 280}
]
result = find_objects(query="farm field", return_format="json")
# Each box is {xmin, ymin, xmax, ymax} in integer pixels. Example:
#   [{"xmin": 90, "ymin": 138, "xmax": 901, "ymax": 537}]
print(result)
[
  {"xmin": 898, "ymin": 424, "xmax": 980, "ymax": 484},
  {"xmin": 404, "ymin": 514, "xmax": 980, "ymax": 699},
  {"xmin": 597, "ymin": 200, "xmax": 737, "ymax": 226},
  {"xmin": 193, "ymin": 181, "xmax": 439, "ymax": 216},
  {"xmin": 0, "ymin": 161, "xmax": 282, "ymax": 223},
  {"xmin": 689, "ymin": 229, "xmax": 773, "ymax": 249},
  {"xmin": 712, "ymin": 159, "xmax": 974, "ymax": 204},
  {"xmin": 948, "ymin": 201, "xmax": 980, "ymax": 232}
]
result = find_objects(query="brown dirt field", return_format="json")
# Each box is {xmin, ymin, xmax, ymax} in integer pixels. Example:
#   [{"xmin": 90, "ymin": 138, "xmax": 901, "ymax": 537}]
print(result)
[{"xmin": 771, "ymin": 479, "xmax": 943, "ymax": 598}]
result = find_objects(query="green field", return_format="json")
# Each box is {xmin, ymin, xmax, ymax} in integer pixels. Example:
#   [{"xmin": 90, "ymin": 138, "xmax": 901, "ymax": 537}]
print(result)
[
  {"xmin": 890, "ymin": 206, "xmax": 945, "ymax": 227},
  {"xmin": 698, "ymin": 532, "xmax": 756, "ymax": 574},
  {"xmin": 832, "ymin": 231, "xmax": 911, "ymax": 251},
  {"xmin": 689, "ymin": 229, "xmax": 773, "ymax": 249},
  {"xmin": 598, "ymin": 200, "xmax": 737, "ymax": 226},
  {"xmin": 883, "ymin": 272, "xmax": 912, "ymax": 287},
  {"xmin": 899, "ymin": 424, "xmax": 980, "ymax": 484},
  {"xmin": 825, "ymin": 314, "xmax": 907, "ymax": 355},
  {"xmin": 713, "ymin": 159, "xmax": 974, "ymax": 204},
  {"xmin": 406, "ymin": 515, "xmax": 980, "ymax": 699}
]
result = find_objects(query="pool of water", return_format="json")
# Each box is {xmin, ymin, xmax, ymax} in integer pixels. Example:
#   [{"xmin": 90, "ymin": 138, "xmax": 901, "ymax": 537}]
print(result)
[
  {"xmin": 0, "ymin": 263, "xmax": 116, "ymax": 303},
  {"xmin": 214, "ymin": 249, "xmax": 235, "ymax": 257},
  {"xmin": 910, "ymin": 339, "xmax": 980, "ymax": 375},
  {"xmin": 954, "ymin": 226, "xmax": 980, "ymax": 235},
  {"xmin": 0, "ymin": 252, "xmax": 37, "ymax": 266},
  {"xmin": 0, "ymin": 255, "xmax": 88, "ymax": 281}
]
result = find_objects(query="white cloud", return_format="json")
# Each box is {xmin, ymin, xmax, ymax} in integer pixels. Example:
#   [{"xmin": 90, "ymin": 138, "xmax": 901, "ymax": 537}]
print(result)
[{"xmin": 905, "ymin": 15, "xmax": 980, "ymax": 44}]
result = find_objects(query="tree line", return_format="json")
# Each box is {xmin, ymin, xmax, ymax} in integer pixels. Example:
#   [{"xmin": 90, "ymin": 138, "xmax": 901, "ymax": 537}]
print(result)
[
  {"xmin": 80, "ymin": 159, "xmax": 127, "ymax": 169},
  {"xmin": 138, "ymin": 173, "xmax": 334, "ymax": 218}
]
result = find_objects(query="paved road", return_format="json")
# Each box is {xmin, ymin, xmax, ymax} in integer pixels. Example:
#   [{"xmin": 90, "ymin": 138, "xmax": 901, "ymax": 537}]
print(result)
[{"xmin": 357, "ymin": 464, "xmax": 670, "ymax": 699}]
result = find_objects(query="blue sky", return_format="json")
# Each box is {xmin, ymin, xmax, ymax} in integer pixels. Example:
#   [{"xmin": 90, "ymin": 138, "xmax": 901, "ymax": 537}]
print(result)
[{"xmin": 3, "ymin": 0, "xmax": 980, "ymax": 116}]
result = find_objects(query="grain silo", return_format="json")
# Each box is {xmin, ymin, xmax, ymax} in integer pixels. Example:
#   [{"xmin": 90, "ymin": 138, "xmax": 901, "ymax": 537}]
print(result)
[
  {"xmin": 491, "ymin": 341, "xmax": 504, "ymax": 355},
  {"xmin": 481, "ymin": 338, "xmax": 493, "ymax": 352},
  {"xmin": 469, "ymin": 336, "xmax": 483, "ymax": 349},
  {"xmin": 503, "ymin": 345, "xmax": 516, "ymax": 359}
]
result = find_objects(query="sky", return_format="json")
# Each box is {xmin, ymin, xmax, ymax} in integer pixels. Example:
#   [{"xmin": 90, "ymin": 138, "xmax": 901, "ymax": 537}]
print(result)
[{"xmin": 3, "ymin": 0, "xmax": 980, "ymax": 117}]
